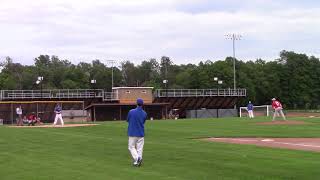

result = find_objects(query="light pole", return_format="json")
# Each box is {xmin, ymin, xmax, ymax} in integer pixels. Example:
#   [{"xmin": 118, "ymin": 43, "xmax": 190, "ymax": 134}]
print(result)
[
  {"xmin": 225, "ymin": 34, "xmax": 241, "ymax": 91},
  {"xmin": 90, "ymin": 79, "xmax": 97, "ymax": 97},
  {"xmin": 214, "ymin": 77, "xmax": 223, "ymax": 118},
  {"xmin": 106, "ymin": 60, "xmax": 116, "ymax": 89},
  {"xmin": 163, "ymin": 79, "xmax": 168, "ymax": 97},
  {"xmin": 36, "ymin": 76, "xmax": 43, "ymax": 98},
  {"xmin": 36, "ymin": 76, "xmax": 43, "ymax": 121}
]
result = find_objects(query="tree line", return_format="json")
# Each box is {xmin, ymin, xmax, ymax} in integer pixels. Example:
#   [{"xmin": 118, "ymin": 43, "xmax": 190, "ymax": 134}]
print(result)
[{"xmin": 1, "ymin": 50, "xmax": 320, "ymax": 109}]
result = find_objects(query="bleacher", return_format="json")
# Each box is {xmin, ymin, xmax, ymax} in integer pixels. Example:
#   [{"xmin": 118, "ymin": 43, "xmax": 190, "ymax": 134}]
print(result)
[{"xmin": 1, "ymin": 89, "xmax": 115, "ymax": 101}]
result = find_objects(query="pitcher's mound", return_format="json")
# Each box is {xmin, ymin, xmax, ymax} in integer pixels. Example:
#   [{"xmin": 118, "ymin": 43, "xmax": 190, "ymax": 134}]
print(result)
[
  {"xmin": 256, "ymin": 120, "xmax": 308, "ymax": 125},
  {"xmin": 10, "ymin": 124, "xmax": 99, "ymax": 128}
]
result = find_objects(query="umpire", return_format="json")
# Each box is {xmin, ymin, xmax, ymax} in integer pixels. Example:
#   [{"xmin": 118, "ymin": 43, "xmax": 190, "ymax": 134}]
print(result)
[{"xmin": 127, "ymin": 98, "xmax": 147, "ymax": 167}]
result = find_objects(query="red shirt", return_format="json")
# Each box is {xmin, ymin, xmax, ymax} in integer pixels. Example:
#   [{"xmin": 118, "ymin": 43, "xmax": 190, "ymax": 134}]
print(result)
[
  {"xmin": 27, "ymin": 114, "xmax": 36, "ymax": 120},
  {"xmin": 272, "ymin": 100, "xmax": 282, "ymax": 109}
]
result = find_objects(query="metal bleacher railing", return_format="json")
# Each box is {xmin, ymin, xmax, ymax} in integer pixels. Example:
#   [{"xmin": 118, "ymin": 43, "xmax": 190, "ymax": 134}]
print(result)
[
  {"xmin": 0, "ymin": 88, "xmax": 246, "ymax": 101},
  {"xmin": 154, "ymin": 89, "xmax": 246, "ymax": 97},
  {"xmin": 0, "ymin": 89, "xmax": 119, "ymax": 101}
]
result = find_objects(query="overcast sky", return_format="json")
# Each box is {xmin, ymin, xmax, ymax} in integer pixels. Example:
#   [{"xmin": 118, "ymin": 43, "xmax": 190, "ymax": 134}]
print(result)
[{"xmin": 1, "ymin": 0, "xmax": 320, "ymax": 65}]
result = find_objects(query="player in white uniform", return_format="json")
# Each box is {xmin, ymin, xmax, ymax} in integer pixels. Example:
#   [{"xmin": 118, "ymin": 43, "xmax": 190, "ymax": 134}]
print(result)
[{"xmin": 16, "ymin": 105, "xmax": 23, "ymax": 126}]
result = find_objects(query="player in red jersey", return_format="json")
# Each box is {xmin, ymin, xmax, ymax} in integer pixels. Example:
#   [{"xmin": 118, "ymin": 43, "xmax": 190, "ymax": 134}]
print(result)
[{"xmin": 271, "ymin": 98, "xmax": 286, "ymax": 121}]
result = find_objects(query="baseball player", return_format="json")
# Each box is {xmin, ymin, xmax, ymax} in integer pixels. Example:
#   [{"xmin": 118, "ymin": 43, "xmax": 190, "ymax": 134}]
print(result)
[
  {"xmin": 16, "ymin": 105, "xmax": 23, "ymax": 126},
  {"xmin": 127, "ymin": 98, "xmax": 147, "ymax": 167},
  {"xmin": 247, "ymin": 101, "xmax": 254, "ymax": 118},
  {"xmin": 27, "ymin": 112, "xmax": 37, "ymax": 126},
  {"xmin": 53, "ymin": 104, "xmax": 64, "ymax": 126},
  {"xmin": 271, "ymin": 98, "xmax": 286, "ymax": 121}
]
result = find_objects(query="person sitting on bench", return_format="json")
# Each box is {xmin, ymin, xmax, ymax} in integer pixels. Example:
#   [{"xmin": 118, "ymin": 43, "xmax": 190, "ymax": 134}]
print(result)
[
  {"xmin": 27, "ymin": 113, "xmax": 42, "ymax": 126},
  {"xmin": 22, "ymin": 116, "xmax": 28, "ymax": 125}
]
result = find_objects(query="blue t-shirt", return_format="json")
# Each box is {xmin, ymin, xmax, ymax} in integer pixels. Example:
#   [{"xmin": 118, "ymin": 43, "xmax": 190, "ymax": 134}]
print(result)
[
  {"xmin": 55, "ymin": 106, "xmax": 62, "ymax": 113},
  {"xmin": 247, "ymin": 103, "xmax": 253, "ymax": 111},
  {"xmin": 127, "ymin": 106, "xmax": 147, "ymax": 137}
]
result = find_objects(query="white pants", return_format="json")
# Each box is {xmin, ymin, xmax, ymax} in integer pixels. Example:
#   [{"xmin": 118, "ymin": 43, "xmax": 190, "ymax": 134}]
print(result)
[
  {"xmin": 128, "ymin": 137, "xmax": 144, "ymax": 162},
  {"xmin": 273, "ymin": 108, "xmax": 286, "ymax": 120},
  {"xmin": 248, "ymin": 110, "xmax": 254, "ymax": 118},
  {"xmin": 53, "ymin": 114, "xmax": 64, "ymax": 125}
]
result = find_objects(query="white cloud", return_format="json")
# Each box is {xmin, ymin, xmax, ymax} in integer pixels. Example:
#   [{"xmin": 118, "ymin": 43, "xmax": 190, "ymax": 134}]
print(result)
[{"xmin": 1, "ymin": 0, "xmax": 320, "ymax": 65}]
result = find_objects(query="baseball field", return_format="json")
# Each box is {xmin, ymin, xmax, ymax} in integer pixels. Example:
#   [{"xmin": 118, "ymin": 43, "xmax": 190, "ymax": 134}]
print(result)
[{"xmin": 1, "ymin": 117, "xmax": 320, "ymax": 180}]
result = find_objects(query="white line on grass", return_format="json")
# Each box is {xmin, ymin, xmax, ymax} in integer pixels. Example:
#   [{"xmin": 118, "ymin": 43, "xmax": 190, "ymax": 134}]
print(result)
[{"xmin": 273, "ymin": 142, "xmax": 320, "ymax": 148}]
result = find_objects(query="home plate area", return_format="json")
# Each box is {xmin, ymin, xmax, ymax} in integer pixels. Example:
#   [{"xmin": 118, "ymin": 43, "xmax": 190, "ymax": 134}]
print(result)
[{"xmin": 206, "ymin": 138, "xmax": 320, "ymax": 152}]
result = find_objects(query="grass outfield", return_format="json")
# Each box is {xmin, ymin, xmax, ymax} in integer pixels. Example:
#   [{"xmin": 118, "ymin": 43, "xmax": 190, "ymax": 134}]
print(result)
[{"xmin": 1, "ymin": 117, "xmax": 320, "ymax": 180}]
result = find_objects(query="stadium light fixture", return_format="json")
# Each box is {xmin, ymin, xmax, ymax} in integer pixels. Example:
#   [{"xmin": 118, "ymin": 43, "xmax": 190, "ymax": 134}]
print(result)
[
  {"xmin": 225, "ymin": 33, "xmax": 242, "ymax": 91},
  {"xmin": 36, "ymin": 76, "xmax": 44, "ymax": 98},
  {"xmin": 163, "ymin": 79, "xmax": 168, "ymax": 96},
  {"xmin": 90, "ymin": 79, "xmax": 97, "ymax": 96},
  {"xmin": 90, "ymin": 79, "xmax": 96, "ymax": 84}
]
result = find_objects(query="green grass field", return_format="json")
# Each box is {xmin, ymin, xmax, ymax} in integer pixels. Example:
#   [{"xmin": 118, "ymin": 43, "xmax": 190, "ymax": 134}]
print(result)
[{"xmin": 1, "ymin": 117, "xmax": 320, "ymax": 180}]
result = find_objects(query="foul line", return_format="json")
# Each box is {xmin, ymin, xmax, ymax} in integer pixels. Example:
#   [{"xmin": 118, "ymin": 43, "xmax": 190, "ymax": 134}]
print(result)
[
  {"xmin": 273, "ymin": 142, "xmax": 320, "ymax": 148},
  {"xmin": 212, "ymin": 138, "xmax": 320, "ymax": 148},
  {"xmin": 212, "ymin": 138, "xmax": 258, "ymax": 142}
]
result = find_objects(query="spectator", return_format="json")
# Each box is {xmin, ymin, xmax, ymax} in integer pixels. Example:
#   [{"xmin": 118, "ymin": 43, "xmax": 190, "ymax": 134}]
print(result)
[
  {"xmin": 27, "ymin": 113, "xmax": 42, "ymax": 126},
  {"xmin": 27, "ymin": 113, "xmax": 37, "ymax": 126},
  {"xmin": 22, "ymin": 116, "xmax": 28, "ymax": 125}
]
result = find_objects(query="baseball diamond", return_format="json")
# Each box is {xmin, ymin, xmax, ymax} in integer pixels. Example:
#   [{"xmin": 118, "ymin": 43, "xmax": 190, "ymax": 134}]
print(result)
[
  {"xmin": 3, "ymin": 1, "xmax": 320, "ymax": 179},
  {"xmin": 1, "ymin": 116, "xmax": 320, "ymax": 180}
]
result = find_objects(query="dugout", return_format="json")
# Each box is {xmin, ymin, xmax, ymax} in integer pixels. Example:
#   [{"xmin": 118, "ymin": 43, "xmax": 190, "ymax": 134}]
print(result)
[
  {"xmin": 0, "ymin": 101, "xmax": 85, "ymax": 124},
  {"xmin": 154, "ymin": 96, "xmax": 241, "ymax": 118},
  {"xmin": 186, "ymin": 109, "xmax": 238, "ymax": 118},
  {"xmin": 85, "ymin": 103, "xmax": 169, "ymax": 121}
]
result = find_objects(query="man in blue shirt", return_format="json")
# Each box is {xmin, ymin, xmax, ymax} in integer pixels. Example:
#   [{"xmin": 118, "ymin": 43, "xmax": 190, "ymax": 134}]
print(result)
[
  {"xmin": 53, "ymin": 103, "xmax": 64, "ymax": 126},
  {"xmin": 127, "ymin": 98, "xmax": 147, "ymax": 167},
  {"xmin": 247, "ymin": 101, "xmax": 254, "ymax": 118}
]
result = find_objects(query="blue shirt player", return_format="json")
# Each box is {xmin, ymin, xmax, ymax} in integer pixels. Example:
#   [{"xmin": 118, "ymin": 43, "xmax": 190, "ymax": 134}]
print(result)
[
  {"xmin": 127, "ymin": 98, "xmax": 147, "ymax": 167},
  {"xmin": 247, "ymin": 101, "xmax": 254, "ymax": 118},
  {"xmin": 53, "ymin": 104, "xmax": 64, "ymax": 126}
]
